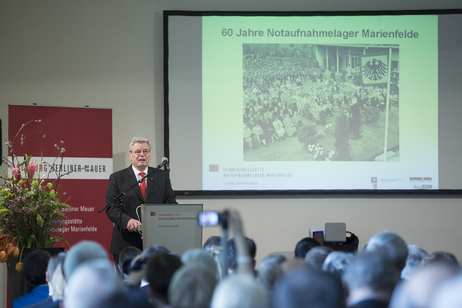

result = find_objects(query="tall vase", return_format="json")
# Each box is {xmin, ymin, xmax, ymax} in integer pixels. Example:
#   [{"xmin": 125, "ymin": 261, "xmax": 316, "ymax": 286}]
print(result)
[{"xmin": 7, "ymin": 247, "xmax": 65, "ymax": 307}]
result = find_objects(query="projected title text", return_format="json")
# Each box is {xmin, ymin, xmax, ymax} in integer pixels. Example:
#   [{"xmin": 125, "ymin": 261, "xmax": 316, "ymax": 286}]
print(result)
[{"xmin": 222, "ymin": 28, "xmax": 419, "ymax": 39}]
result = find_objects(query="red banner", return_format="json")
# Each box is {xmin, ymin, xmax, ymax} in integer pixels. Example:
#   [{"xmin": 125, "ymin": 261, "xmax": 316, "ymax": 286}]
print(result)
[{"xmin": 8, "ymin": 105, "xmax": 113, "ymax": 254}]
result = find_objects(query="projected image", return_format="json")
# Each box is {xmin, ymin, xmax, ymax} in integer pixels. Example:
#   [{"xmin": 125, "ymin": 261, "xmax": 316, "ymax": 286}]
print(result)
[{"xmin": 243, "ymin": 43, "xmax": 399, "ymax": 162}]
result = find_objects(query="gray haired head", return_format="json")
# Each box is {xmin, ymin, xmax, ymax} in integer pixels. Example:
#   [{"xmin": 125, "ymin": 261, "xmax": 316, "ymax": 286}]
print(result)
[
  {"xmin": 129, "ymin": 136, "xmax": 151, "ymax": 152},
  {"xmin": 63, "ymin": 240, "xmax": 108, "ymax": 280},
  {"xmin": 365, "ymin": 230, "xmax": 408, "ymax": 271}
]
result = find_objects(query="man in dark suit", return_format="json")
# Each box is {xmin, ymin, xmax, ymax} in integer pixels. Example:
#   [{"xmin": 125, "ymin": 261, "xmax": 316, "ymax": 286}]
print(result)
[{"xmin": 106, "ymin": 136, "xmax": 176, "ymax": 263}]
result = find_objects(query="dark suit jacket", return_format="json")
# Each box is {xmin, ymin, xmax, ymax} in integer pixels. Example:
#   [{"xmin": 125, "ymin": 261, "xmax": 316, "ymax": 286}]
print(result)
[
  {"xmin": 348, "ymin": 299, "xmax": 389, "ymax": 308},
  {"xmin": 106, "ymin": 165, "xmax": 177, "ymax": 255}
]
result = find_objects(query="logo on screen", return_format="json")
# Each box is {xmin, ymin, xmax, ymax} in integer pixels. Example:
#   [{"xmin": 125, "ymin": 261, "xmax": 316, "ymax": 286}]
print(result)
[
  {"xmin": 209, "ymin": 165, "xmax": 219, "ymax": 172},
  {"xmin": 151, "ymin": 212, "xmax": 156, "ymax": 216},
  {"xmin": 371, "ymin": 177, "xmax": 377, "ymax": 183}
]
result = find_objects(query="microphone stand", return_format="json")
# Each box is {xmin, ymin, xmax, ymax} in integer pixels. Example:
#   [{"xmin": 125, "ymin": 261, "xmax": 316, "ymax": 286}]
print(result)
[
  {"xmin": 98, "ymin": 161, "xmax": 166, "ymax": 213},
  {"xmin": 97, "ymin": 160, "xmax": 166, "ymax": 263}
]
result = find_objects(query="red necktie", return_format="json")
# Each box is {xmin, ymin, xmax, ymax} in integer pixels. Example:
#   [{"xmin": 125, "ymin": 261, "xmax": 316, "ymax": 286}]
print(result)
[{"xmin": 140, "ymin": 172, "xmax": 146, "ymax": 200}]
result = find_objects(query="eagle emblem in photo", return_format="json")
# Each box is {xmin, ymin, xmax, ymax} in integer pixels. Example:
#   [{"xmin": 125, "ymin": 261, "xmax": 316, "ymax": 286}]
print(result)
[{"xmin": 362, "ymin": 59, "xmax": 387, "ymax": 81}]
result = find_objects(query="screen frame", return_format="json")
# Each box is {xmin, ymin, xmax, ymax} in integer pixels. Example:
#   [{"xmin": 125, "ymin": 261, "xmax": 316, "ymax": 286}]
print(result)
[{"xmin": 163, "ymin": 9, "xmax": 462, "ymax": 196}]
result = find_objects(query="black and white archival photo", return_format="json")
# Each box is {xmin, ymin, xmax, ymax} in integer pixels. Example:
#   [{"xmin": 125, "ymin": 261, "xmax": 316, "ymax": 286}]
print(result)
[{"xmin": 242, "ymin": 43, "xmax": 400, "ymax": 162}]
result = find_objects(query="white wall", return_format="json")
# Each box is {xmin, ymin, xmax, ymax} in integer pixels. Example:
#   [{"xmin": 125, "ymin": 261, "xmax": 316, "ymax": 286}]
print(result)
[{"xmin": 1, "ymin": 1, "xmax": 462, "ymax": 307}]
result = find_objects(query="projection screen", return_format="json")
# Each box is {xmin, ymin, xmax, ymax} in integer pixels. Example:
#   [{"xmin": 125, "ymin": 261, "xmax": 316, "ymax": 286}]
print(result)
[{"xmin": 164, "ymin": 10, "xmax": 462, "ymax": 194}]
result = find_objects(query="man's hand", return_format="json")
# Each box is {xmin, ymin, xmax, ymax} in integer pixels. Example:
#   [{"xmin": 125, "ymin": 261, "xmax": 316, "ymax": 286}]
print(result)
[{"xmin": 127, "ymin": 219, "xmax": 140, "ymax": 232}]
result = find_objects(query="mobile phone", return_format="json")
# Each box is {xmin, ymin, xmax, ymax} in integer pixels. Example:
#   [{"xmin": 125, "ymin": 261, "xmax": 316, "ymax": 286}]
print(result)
[{"xmin": 198, "ymin": 211, "xmax": 220, "ymax": 227}]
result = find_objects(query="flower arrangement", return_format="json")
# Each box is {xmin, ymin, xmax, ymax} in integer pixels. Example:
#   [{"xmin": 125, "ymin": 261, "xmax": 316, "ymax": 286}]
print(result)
[{"xmin": 0, "ymin": 120, "xmax": 70, "ymax": 271}]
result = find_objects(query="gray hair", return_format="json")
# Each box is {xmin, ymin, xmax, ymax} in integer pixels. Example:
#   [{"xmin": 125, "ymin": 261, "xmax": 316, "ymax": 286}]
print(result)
[
  {"xmin": 169, "ymin": 264, "xmax": 218, "ymax": 308},
  {"xmin": 211, "ymin": 273, "xmax": 269, "ymax": 308},
  {"xmin": 365, "ymin": 230, "xmax": 408, "ymax": 271},
  {"xmin": 257, "ymin": 254, "xmax": 287, "ymax": 293},
  {"xmin": 275, "ymin": 267, "xmax": 345, "ymax": 308},
  {"xmin": 429, "ymin": 271, "xmax": 462, "ymax": 308},
  {"xmin": 51, "ymin": 263, "xmax": 66, "ymax": 301},
  {"xmin": 401, "ymin": 245, "xmax": 428, "ymax": 280},
  {"xmin": 129, "ymin": 136, "xmax": 151, "ymax": 152},
  {"xmin": 305, "ymin": 246, "xmax": 333, "ymax": 270},
  {"xmin": 64, "ymin": 259, "xmax": 123, "ymax": 308},
  {"xmin": 322, "ymin": 251, "xmax": 354, "ymax": 280},
  {"xmin": 181, "ymin": 248, "xmax": 219, "ymax": 280},
  {"xmin": 63, "ymin": 240, "xmax": 108, "ymax": 280},
  {"xmin": 343, "ymin": 251, "xmax": 400, "ymax": 292}
]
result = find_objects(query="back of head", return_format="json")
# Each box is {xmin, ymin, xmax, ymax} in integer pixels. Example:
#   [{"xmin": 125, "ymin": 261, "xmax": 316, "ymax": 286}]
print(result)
[
  {"xmin": 21, "ymin": 249, "xmax": 51, "ymax": 288},
  {"xmin": 365, "ymin": 230, "xmax": 408, "ymax": 271},
  {"xmin": 275, "ymin": 267, "xmax": 346, "ymax": 308},
  {"xmin": 47, "ymin": 252, "xmax": 67, "ymax": 280},
  {"xmin": 421, "ymin": 251, "xmax": 459, "ymax": 268},
  {"xmin": 63, "ymin": 240, "xmax": 108, "ymax": 281},
  {"xmin": 146, "ymin": 252, "xmax": 183, "ymax": 303},
  {"xmin": 141, "ymin": 244, "xmax": 170, "ymax": 260},
  {"xmin": 430, "ymin": 272, "xmax": 462, "ymax": 308},
  {"xmin": 211, "ymin": 273, "xmax": 269, "ymax": 308},
  {"xmin": 64, "ymin": 259, "xmax": 123, "ymax": 308},
  {"xmin": 181, "ymin": 248, "xmax": 218, "ymax": 278},
  {"xmin": 51, "ymin": 263, "xmax": 66, "ymax": 301},
  {"xmin": 401, "ymin": 245, "xmax": 428, "ymax": 280},
  {"xmin": 227, "ymin": 237, "xmax": 257, "ymax": 271},
  {"xmin": 322, "ymin": 251, "xmax": 354, "ymax": 280},
  {"xmin": 343, "ymin": 251, "xmax": 400, "ymax": 293},
  {"xmin": 203, "ymin": 243, "xmax": 225, "ymax": 281},
  {"xmin": 391, "ymin": 260, "xmax": 459, "ymax": 308},
  {"xmin": 47, "ymin": 252, "xmax": 67, "ymax": 301},
  {"xmin": 118, "ymin": 246, "xmax": 141, "ymax": 275},
  {"xmin": 169, "ymin": 264, "xmax": 218, "ymax": 308},
  {"xmin": 257, "ymin": 254, "xmax": 287, "ymax": 292},
  {"xmin": 304, "ymin": 246, "xmax": 333, "ymax": 270},
  {"xmin": 203, "ymin": 236, "xmax": 222, "ymax": 251},
  {"xmin": 294, "ymin": 237, "xmax": 321, "ymax": 259}
]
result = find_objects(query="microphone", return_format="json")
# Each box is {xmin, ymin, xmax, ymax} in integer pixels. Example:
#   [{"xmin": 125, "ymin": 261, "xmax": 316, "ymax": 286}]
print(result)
[
  {"xmin": 157, "ymin": 157, "xmax": 169, "ymax": 169},
  {"xmin": 162, "ymin": 157, "xmax": 169, "ymax": 171}
]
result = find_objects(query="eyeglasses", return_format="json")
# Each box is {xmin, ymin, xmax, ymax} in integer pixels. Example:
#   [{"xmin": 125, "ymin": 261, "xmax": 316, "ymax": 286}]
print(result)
[{"xmin": 132, "ymin": 149, "xmax": 150, "ymax": 155}]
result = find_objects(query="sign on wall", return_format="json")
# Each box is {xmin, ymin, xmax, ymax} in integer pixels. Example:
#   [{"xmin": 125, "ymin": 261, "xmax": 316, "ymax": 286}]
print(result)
[{"xmin": 8, "ymin": 105, "xmax": 114, "ymax": 254}]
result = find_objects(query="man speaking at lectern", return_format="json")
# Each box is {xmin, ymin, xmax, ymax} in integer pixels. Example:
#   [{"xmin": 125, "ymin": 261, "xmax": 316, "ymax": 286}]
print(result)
[{"xmin": 106, "ymin": 136, "xmax": 177, "ymax": 263}]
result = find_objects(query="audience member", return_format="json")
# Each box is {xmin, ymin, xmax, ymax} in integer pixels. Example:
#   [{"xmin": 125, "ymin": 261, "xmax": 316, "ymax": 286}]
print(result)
[
  {"xmin": 343, "ymin": 251, "xmax": 400, "ymax": 308},
  {"xmin": 63, "ymin": 240, "xmax": 108, "ymax": 280},
  {"xmin": 203, "ymin": 236, "xmax": 225, "ymax": 281},
  {"xmin": 13, "ymin": 249, "xmax": 51, "ymax": 308},
  {"xmin": 275, "ymin": 267, "xmax": 346, "ymax": 308},
  {"xmin": 421, "ymin": 251, "xmax": 459, "ymax": 268},
  {"xmin": 256, "ymin": 254, "xmax": 287, "ymax": 307},
  {"xmin": 227, "ymin": 236, "xmax": 257, "ymax": 273},
  {"xmin": 322, "ymin": 251, "xmax": 354, "ymax": 280},
  {"xmin": 203, "ymin": 236, "xmax": 222, "ymax": 251},
  {"xmin": 146, "ymin": 252, "xmax": 183, "ymax": 308},
  {"xmin": 365, "ymin": 230, "xmax": 408, "ymax": 272},
  {"xmin": 181, "ymin": 248, "xmax": 219, "ymax": 280},
  {"xmin": 294, "ymin": 237, "xmax": 321, "ymax": 259},
  {"xmin": 118, "ymin": 246, "xmax": 141, "ymax": 281},
  {"xmin": 210, "ymin": 208, "xmax": 267, "ymax": 308},
  {"xmin": 390, "ymin": 260, "xmax": 459, "ymax": 308},
  {"xmin": 211, "ymin": 273, "xmax": 269, "ymax": 308},
  {"xmin": 401, "ymin": 245, "xmax": 428, "ymax": 280},
  {"xmin": 63, "ymin": 259, "xmax": 124, "ymax": 308},
  {"xmin": 169, "ymin": 263, "xmax": 218, "ymax": 308},
  {"xmin": 25, "ymin": 252, "xmax": 67, "ymax": 308},
  {"xmin": 429, "ymin": 271, "xmax": 462, "ymax": 308},
  {"xmin": 304, "ymin": 245, "xmax": 333, "ymax": 270}
]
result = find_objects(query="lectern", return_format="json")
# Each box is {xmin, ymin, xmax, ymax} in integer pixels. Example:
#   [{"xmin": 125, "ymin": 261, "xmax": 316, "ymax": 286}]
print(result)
[{"xmin": 140, "ymin": 204, "xmax": 203, "ymax": 255}]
